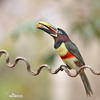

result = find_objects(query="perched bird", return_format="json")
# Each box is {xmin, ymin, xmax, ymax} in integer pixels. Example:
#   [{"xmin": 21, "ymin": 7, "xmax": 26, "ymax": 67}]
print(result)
[{"xmin": 37, "ymin": 21, "xmax": 93, "ymax": 96}]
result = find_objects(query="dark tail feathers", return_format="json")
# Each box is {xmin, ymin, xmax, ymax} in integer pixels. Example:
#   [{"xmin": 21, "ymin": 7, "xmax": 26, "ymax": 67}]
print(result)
[{"xmin": 80, "ymin": 71, "xmax": 93, "ymax": 96}]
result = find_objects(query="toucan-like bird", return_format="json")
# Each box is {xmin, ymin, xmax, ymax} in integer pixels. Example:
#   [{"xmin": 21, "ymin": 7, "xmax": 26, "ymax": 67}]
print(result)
[{"xmin": 37, "ymin": 21, "xmax": 93, "ymax": 96}]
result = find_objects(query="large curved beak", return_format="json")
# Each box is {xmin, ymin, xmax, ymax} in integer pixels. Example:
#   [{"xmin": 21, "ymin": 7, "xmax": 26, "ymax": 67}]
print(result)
[{"xmin": 37, "ymin": 21, "xmax": 57, "ymax": 37}]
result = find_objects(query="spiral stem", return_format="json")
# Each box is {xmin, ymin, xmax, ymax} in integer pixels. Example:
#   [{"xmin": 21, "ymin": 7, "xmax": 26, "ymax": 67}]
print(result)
[{"xmin": 0, "ymin": 50, "xmax": 100, "ymax": 77}]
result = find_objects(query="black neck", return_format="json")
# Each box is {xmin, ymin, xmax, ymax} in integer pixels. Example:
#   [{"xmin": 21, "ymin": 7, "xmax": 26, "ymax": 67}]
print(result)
[{"xmin": 54, "ymin": 34, "xmax": 70, "ymax": 48}]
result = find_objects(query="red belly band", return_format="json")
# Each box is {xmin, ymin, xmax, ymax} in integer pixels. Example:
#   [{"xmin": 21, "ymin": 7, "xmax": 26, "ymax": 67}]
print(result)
[{"xmin": 60, "ymin": 51, "xmax": 75, "ymax": 59}]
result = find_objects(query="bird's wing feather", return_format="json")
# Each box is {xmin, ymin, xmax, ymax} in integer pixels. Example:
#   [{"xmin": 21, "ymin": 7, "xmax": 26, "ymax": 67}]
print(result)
[{"xmin": 65, "ymin": 41, "xmax": 85, "ymax": 65}]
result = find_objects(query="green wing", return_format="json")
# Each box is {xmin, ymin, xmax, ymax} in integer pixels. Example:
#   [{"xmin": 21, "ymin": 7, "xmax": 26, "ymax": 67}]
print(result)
[{"xmin": 65, "ymin": 41, "xmax": 85, "ymax": 65}]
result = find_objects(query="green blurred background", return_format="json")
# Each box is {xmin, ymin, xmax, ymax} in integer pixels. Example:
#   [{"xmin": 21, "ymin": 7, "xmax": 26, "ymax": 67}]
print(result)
[{"xmin": 0, "ymin": 0, "xmax": 100, "ymax": 100}]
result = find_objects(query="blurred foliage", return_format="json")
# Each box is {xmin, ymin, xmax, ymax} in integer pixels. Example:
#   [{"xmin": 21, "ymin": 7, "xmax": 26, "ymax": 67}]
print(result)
[
  {"xmin": 1, "ymin": 0, "xmax": 99, "ymax": 99},
  {"xmin": 11, "ymin": 21, "xmax": 39, "ymax": 39},
  {"xmin": 0, "ymin": 20, "xmax": 56, "ymax": 100},
  {"xmin": 71, "ymin": 0, "xmax": 100, "ymax": 41},
  {"xmin": 42, "ymin": 52, "xmax": 56, "ymax": 66}
]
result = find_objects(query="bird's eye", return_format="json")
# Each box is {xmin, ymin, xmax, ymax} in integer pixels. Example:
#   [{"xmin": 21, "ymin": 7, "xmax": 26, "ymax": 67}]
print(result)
[{"xmin": 57, "ymin": 30, "xmax": 62, "ymax": 34}]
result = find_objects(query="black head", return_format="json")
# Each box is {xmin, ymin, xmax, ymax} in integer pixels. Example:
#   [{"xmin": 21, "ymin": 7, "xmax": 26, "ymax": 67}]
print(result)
[{"xmin": 57, "ymin": 28, "xmax": 69, "ymax": 37}]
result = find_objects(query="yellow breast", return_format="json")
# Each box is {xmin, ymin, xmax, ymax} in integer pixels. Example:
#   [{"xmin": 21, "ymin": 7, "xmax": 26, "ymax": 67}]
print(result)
[
  {"xmin": 56, "ymin": 42, "xmax": 68, "ymax": 56},
  {"xmin": 55, "ymin": 42, "xmax": 78, "ymax": 70}
]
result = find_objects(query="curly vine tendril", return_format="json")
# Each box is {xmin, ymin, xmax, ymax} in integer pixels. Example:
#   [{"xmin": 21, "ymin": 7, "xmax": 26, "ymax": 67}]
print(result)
[{"xmin": 0, "ymin": 50, "xmax": 100, "ymax": 77}]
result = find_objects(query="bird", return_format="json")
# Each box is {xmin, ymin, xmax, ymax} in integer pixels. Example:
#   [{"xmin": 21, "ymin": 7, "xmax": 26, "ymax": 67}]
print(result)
[{"xmin": 37, "ymin": 21, "xmax": 93, "ymax": 96}]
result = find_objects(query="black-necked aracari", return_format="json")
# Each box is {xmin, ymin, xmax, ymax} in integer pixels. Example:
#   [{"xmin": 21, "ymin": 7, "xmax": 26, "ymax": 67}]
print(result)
[{"xmin": 37, "ymin": 21, "xmax": 93, "ymax": 96}]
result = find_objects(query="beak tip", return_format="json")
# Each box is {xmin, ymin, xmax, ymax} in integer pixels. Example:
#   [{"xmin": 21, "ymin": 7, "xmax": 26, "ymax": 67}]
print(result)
[
  {"xmin": 37, "ymin": 21, "xmax": 46, "ymax": 28},
  {"xmin": 37, "ymin": 23, "xmax": 42, "ymax": 28}
]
